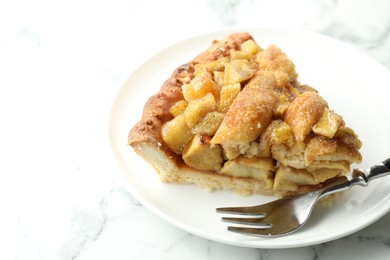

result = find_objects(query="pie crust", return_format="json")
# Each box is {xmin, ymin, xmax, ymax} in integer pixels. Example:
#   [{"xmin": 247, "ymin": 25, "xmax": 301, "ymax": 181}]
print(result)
[{"xmin": 128, "ymin": 32, "xmax": 362, "ymax": 197}]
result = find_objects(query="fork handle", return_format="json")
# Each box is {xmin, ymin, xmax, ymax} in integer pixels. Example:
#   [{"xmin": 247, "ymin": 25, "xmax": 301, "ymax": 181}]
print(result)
[
  {"xmin": 364, "ymin": 158, "xmax": 390, "ymax": 182},
  {"xmin": 383, "ymin": 157, "xmax": 390, "ymax": 168},
  {"xmin": 320, "ymin": 158, "xmax": 390, "ymax": 198}
]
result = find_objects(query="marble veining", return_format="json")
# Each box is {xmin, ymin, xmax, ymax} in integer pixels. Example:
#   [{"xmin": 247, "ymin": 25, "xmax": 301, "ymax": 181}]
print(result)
[
  {"xmin": 2, "ymin": 0, "xmax": 390, "ymax": 259},
  {"xmin": 207, "ymin": 0, "xmax": 242, "ymax": 25},
  {"xmin": 60, "ymin": 187, "xmax": 142, "ymax": 259}
]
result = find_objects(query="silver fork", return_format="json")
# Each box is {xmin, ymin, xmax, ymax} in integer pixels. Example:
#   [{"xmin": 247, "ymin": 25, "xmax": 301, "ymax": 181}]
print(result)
[{"xmin": 216, "ymin": 158, "xmax": 390, "ymax": 237}]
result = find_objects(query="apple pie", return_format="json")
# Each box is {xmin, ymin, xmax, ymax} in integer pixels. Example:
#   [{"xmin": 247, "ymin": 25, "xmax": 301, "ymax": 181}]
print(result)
[{"xmin": 128, "ymin": 32, "xmax": 362, "ymax": 197}]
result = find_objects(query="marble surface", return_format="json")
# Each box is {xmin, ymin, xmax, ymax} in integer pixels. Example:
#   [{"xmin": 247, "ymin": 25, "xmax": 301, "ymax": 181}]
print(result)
[{"xmin": 1, "ymin": 0, "xmax": 390, "ymax": 259}]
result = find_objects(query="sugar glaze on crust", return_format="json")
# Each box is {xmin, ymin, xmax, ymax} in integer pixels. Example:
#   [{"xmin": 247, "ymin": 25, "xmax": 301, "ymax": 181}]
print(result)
[{"xmin": 128, "ymin": 32, "xmax": 362, "ymax": 197}]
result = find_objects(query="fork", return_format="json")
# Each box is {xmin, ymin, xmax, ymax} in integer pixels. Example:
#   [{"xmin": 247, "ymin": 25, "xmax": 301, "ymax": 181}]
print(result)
[{"xmin": 216, "ymin": 158, "xmax": 390, "ymax": 237}]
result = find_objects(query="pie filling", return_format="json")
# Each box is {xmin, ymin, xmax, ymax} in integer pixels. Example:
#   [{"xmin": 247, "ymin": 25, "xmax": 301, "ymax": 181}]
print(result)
[{"xmin": 160, "ymin": 38, "xmax": 362, "ymax": 192}]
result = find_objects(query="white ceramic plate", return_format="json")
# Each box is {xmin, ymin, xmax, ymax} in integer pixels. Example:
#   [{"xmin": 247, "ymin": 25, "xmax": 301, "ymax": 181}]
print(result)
[{"xmin": 109, "ymin": 28, "xmax": 390, "ymax": 248}]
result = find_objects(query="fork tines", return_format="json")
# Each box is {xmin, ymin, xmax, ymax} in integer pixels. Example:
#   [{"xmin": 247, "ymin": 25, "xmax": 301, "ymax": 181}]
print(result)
[
  {"xmin": 221, "ymin": 216, "xmax": 270, "ymax": 227},
  {"xmin": 216, "ymin": 205, "xmax": 266, "ymax": 216},
  {"xmin": 216, "ymin": 198, "xmax": 293, "ymax": 237},
  {"xmin": 217, "ymin": 205, "xmax": 272, "ymax": 235},
  {"xmin": 226, "ymin": 226, "xmax": 276, "ymax": 237}
]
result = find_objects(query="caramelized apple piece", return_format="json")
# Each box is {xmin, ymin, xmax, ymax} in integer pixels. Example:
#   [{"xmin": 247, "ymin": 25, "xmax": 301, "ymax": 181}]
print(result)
[
  {"xmin": 182, "ymin": 134, "xmax": 223, "ymax": 171},
  {"xmin": 270, "ymin": 120, "xmax": 295, "ymax": 147},
  {"xmin": 192, "ymin": 111, "xmax": 224, "ymax": 136},
  {"xmin": 194, "ymin": 57, "xmax": 229, "ymax": 75},
  {"xmin": 313, "ymin": 108, "xmax": 343, "ymax": 138},
  {"xmin": 213, "ymin": 71, "xmax": 224, "ymax": 87},
  {"xmin": 274, "ymin": 93, "xmax": 291, "ymax": 118},
  {"xmin": 223, "ymin": 59, "xmax": 256, "ymax": 85},
  {"xmin": 230, "ymin": 49, "xmax": 253, "ymax": 60},
  {"xmin": 169, "ymin": 100, "xmax": 188, "ymax": 117},
  {"xmin": 161, "ymin": 114, "xmax": 193, "ymax": 154},
  {"xmin": 220, "ymin": 156, "xmax": 274, "ymax": 189},
  {"xmin": 184, "ymin": 93, "xmax": 217, "ymax": 128},
  {"xmin": 273, "ymin": 166, "xmax": 317, "ymax": 191},
  {"xmin": 182, "ymin": 72, "xmax": 220, "ymax": 102},
  {"xmin": 218, "ymin": 83, "xmax": 241, "ymax": 113},
  {"xmin": 240, "ymin": 39, "xmax": 262, "ymax": 54}
]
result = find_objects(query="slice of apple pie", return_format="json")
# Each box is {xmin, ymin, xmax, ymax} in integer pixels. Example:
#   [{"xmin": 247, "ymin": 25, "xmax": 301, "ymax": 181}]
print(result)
[{"xmin": 128, "ymin": 32, "xmax": 362, "ymax": 197}]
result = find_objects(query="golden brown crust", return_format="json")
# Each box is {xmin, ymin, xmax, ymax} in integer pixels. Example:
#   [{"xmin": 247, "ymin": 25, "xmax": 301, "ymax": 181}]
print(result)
[
  {"xmin": 128, "ymin": 32, "xmax": 362, "ymax": 197},
  {"xmin": 255, "ymin": 44, "xmax": 298, "ymax": 87},
  {"xmin": 305, "ymin": 135, "xmax": 362, "ymax": 165},
  {"xmin": 211, "ymin": 86, "xmax": 277, "ymax": 146},
  {"xmin": 285, "ymin": 91, "xmax": 328, "ymax": 142},
  {"xmin": 192, "ymin": 32, "xmax": 253, "ymax": 64}
]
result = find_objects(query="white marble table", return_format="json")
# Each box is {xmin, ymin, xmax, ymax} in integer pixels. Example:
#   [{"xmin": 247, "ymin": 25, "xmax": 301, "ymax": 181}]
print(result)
[{"xmin": 1, "ymin": 0, "xmax": 390, "ymax": 259}]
